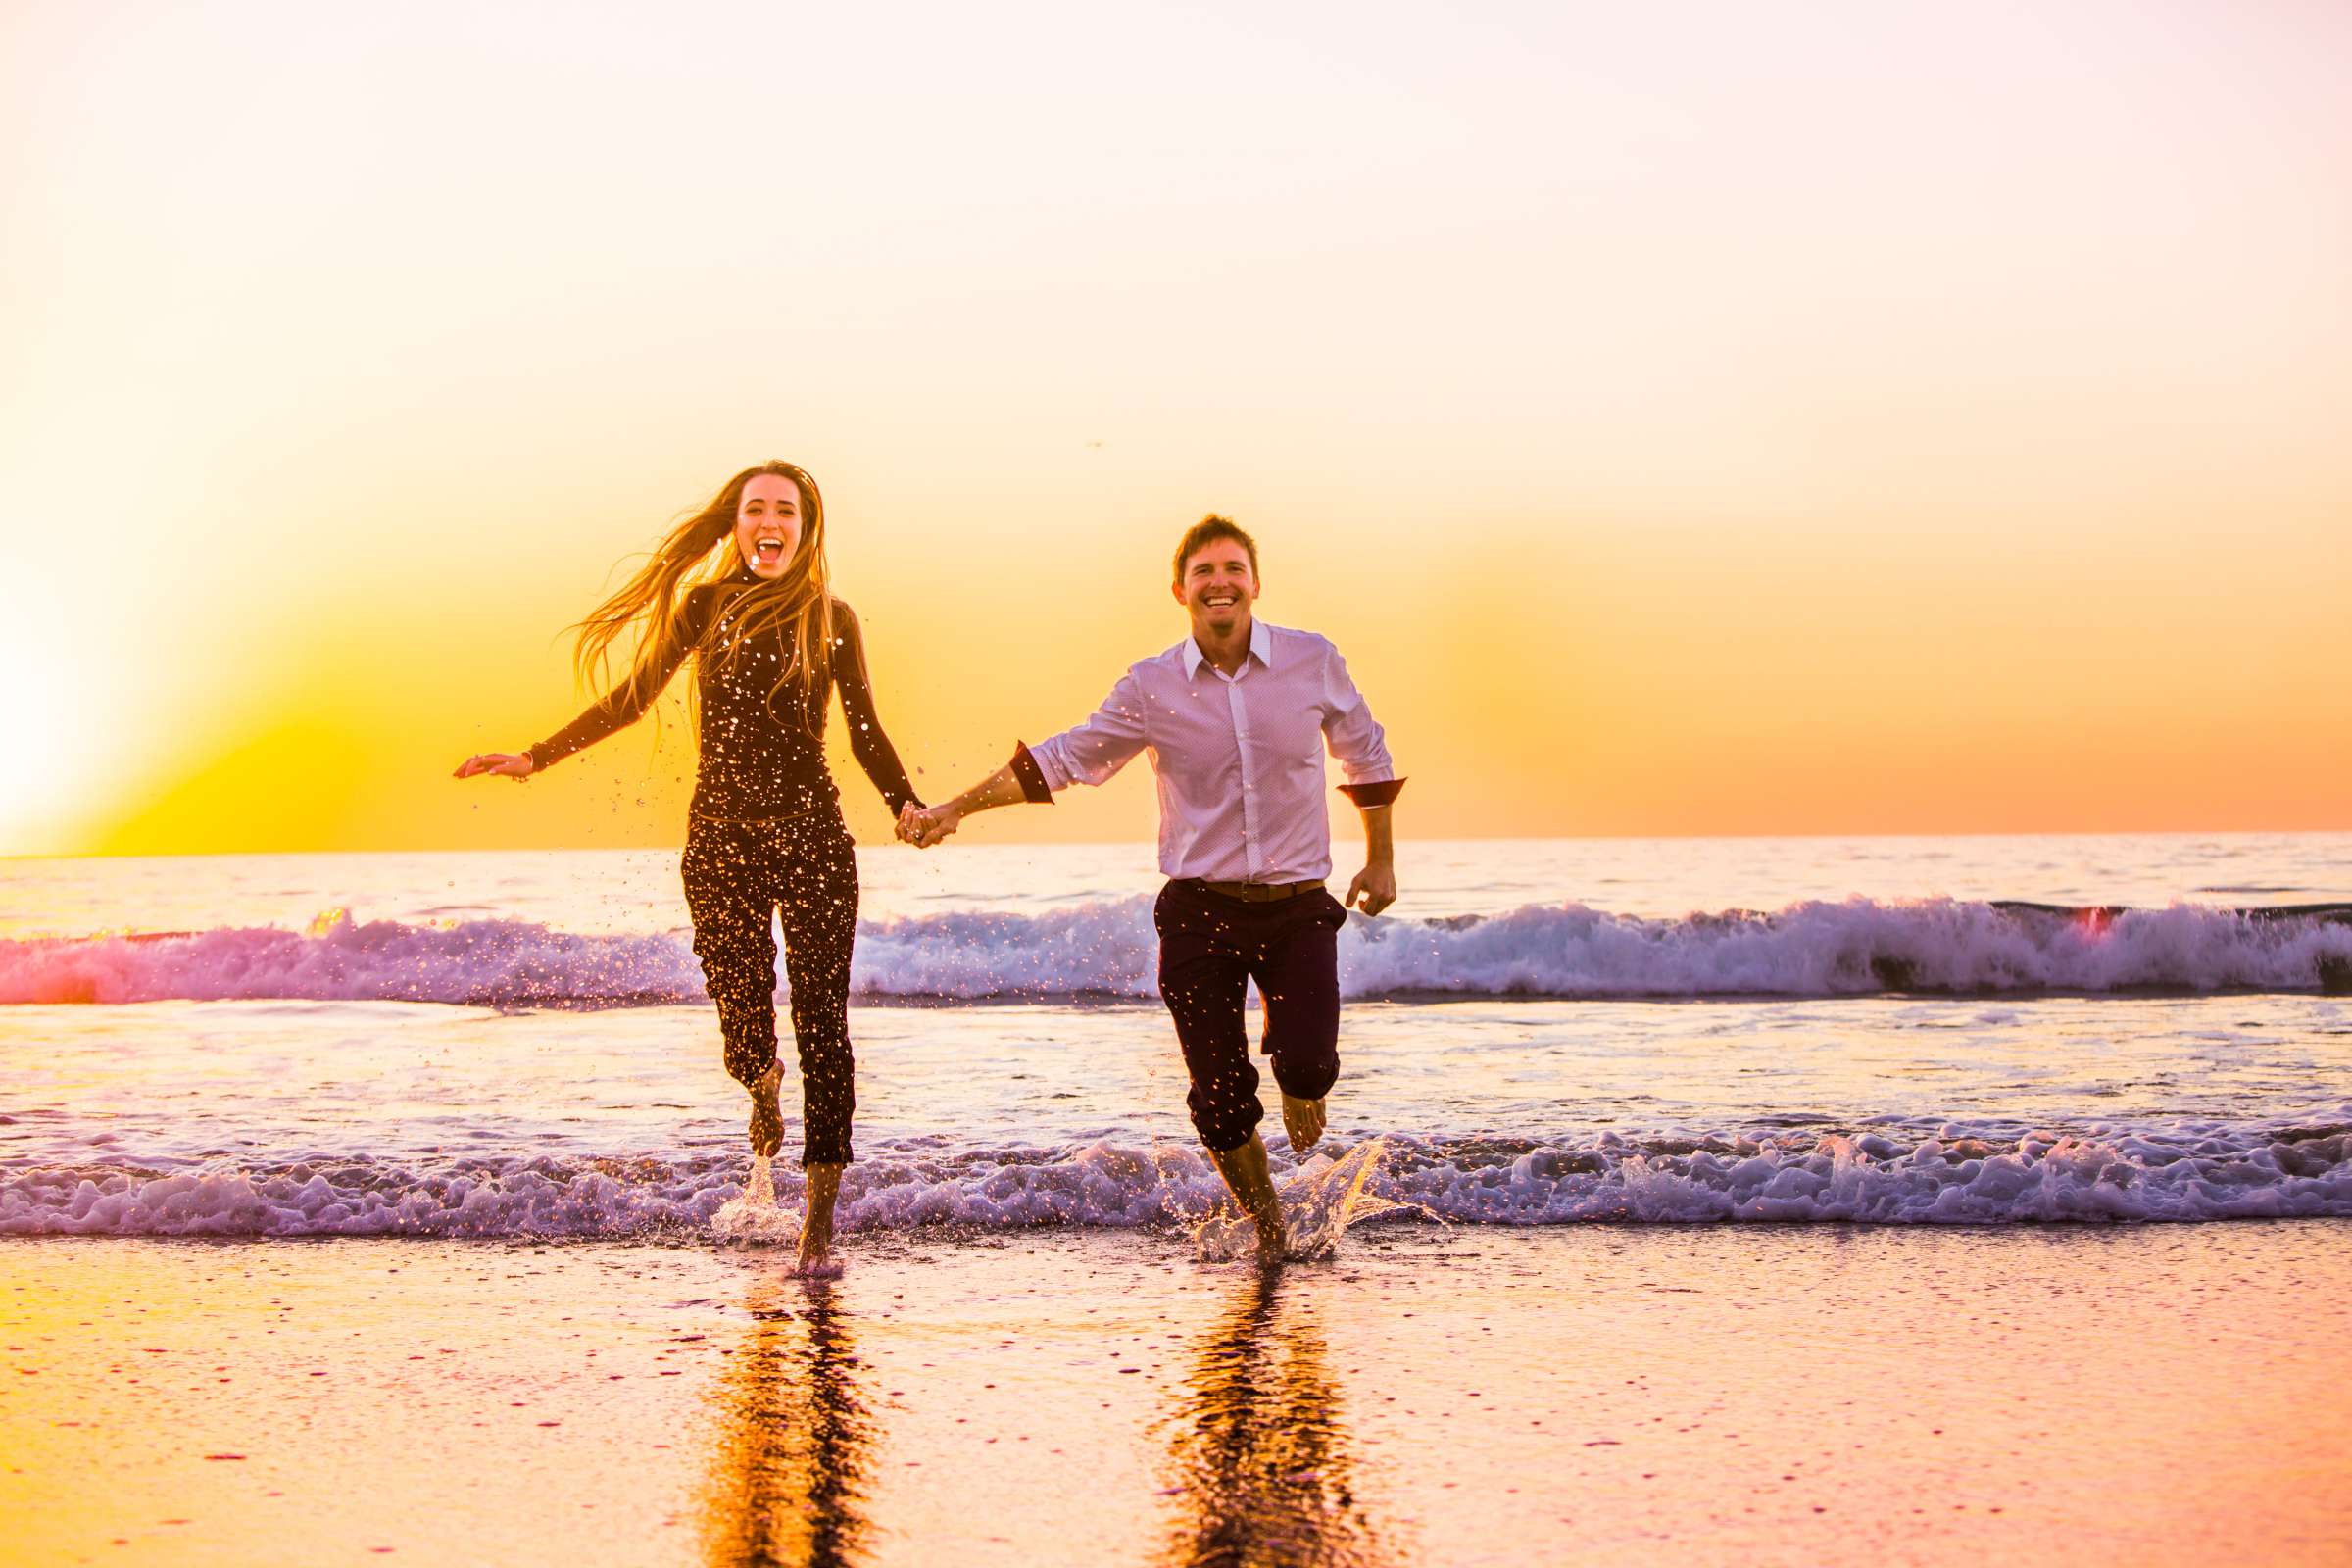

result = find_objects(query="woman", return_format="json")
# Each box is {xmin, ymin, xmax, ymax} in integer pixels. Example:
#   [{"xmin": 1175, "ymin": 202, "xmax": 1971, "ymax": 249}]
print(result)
[{"xmin": 456, "ymin": 460, "xmax": 920, "ymax": 1267}]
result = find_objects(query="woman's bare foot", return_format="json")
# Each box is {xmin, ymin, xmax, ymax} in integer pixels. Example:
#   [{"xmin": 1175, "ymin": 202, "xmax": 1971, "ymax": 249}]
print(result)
[
  {"xmin": 748, "ymin": 1060, "xmax": 784, "ymax": 1158},
  {"xmin": 798, "ymin": 1162, "xmax": 844, "ymax": 1270},
  {"xmin": 1281, "ymin": 1093, "xmax": 1327, "ymax": 1152}
]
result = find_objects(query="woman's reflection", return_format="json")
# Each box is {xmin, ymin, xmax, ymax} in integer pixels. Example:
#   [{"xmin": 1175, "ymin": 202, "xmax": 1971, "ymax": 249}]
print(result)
[
  {"xmin": 1158, "ymin": 1269, "xmax": 1392, "ymax": 1568},
  {"xmin": 700, "ymin": 1273, "xmax": 876, "ymax": 1568}
]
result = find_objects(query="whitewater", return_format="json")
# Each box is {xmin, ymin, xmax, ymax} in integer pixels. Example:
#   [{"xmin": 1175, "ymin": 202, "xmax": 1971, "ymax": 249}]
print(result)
[
  {"xmin": 4, "ymin": 834, "xmax": 2348, "ymax": 1239},
  {"xmin": 6, "ymin": 894, "xmax": 2350, "ymax": 1006}
]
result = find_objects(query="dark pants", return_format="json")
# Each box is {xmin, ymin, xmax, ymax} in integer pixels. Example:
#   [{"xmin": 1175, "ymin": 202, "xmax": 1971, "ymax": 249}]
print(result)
[
  {"xmin": 681, "ymin": 808, "xmax": 860, "ymax": 1167},
  {"xmin": 1153, "ymin": 879, "xmax": 1348, "ymax": 1152}
]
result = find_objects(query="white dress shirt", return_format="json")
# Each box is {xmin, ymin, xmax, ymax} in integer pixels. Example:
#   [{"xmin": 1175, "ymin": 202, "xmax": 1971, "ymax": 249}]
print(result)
[{"xmin": 1022, "ymin": 618, "xmax": 1401, "ymax": 883}]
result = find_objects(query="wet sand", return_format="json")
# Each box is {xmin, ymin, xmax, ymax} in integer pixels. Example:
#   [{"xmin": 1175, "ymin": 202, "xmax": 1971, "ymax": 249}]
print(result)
[{"xmin": 5, "ymin": 1221, "xmax": 2349, "ymax": 1565}]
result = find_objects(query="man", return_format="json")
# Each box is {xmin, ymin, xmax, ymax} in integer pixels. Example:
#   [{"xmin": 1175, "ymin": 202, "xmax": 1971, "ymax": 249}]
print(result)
[{"xmin": 897, "ymin": 515, "xmax": 1402, "ymax": 1258}]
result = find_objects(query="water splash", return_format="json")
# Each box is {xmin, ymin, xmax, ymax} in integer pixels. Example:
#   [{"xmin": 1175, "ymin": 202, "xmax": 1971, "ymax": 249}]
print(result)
[
  {"xmin": 1281, "ymin": 1140, "xmax": 1411, "ymax": 1258},
  {"xmin": 711, "ymin": 1155, "xmax": 803, "ymax": 1247},
  {"xmin": 1195, "ymin": 1142, "xmax": 1404, "ymax": 1263}
]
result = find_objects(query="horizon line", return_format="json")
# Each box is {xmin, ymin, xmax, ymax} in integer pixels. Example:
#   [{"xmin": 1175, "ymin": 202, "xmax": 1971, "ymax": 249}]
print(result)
[{"xmin": 10, "ymin": 822, "xmax": 2352, "ymax": 864}]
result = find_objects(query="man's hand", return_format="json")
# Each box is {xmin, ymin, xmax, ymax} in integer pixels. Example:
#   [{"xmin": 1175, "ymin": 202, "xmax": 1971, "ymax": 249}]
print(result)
[{"xmin": 1344, "ymin": 862, "xmax": 1396, "ymax": 916}]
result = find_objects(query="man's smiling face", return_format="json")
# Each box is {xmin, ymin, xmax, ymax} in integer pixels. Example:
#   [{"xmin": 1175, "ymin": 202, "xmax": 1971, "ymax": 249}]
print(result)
[{"xmin": 1174, "ymin": 537, "xmax": 1259, "ymax": 640}]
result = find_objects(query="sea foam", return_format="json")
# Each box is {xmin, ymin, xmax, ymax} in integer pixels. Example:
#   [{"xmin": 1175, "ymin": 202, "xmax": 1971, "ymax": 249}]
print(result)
[
  {"xmin": 5, "ymin": 898, "xmax": 2348, "ymax": 1006},
  {"xmin": 5, "ymin": 1117, "xmax": 2344, "ymax": 1238}
]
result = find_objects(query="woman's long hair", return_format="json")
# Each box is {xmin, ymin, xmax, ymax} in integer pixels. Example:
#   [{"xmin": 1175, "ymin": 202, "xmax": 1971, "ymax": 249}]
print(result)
[{"xmin": 571, "ymin": 460, "xmax": 836, "ymax": 731}]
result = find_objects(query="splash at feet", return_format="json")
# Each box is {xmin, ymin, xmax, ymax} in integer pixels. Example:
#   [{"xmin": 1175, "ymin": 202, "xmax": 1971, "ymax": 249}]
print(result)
[
  {"xmin": 1192, "ymin": 1141, "xmax": 1409, "ymax": 1264},
  {"xmin": 710, "ymin": 1154, "xmax": 802, "ymax": 1247}
]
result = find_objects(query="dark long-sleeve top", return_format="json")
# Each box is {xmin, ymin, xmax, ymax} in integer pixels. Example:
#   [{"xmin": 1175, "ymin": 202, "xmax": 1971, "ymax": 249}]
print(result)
[{"xmin": 526, "ymin": 578, "xmax": 922, "ymax": 822}]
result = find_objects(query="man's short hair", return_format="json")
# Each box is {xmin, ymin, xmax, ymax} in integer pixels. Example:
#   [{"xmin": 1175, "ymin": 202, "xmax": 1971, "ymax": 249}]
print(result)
[{"xmin": 1172, "ymin": 514, "xmax": 1260, "ymax": 584}]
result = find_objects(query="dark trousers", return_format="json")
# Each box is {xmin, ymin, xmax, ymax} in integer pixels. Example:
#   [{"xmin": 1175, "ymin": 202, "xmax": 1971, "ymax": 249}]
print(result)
[
  {"xmin": 680, "ymin": 808, "xmax": 859, "ymax": 1167},
  {"xmin": 1153, "ymin": 879, "xmax": 1348, "ymax": 1152}
]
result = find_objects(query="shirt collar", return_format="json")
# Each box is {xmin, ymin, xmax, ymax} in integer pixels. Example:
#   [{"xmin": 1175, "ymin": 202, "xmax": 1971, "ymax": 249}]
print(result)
[{"xmin": 1184, "ymin": 617, "xmax": 1273, "ymax": 679}]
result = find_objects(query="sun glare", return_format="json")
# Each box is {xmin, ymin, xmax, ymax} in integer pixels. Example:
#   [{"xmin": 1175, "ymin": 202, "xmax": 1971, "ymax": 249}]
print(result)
[{"xmin": 0, "ymin": 559, "xmax": 100, "ymax": 852}]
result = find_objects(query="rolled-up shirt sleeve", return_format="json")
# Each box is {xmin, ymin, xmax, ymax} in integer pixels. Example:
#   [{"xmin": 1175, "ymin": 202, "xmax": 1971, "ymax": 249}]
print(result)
[
  {"xmin": 1321, "ymin": 642, "xmax": 1404, "ymax": 807},
  {"xmin": 1026, "ymin": 670, "xmax": 1151, "ymax": 793},
  {"xmin": 1006, "ymin": 742, "xmax": 1054, "ymax": 804}
]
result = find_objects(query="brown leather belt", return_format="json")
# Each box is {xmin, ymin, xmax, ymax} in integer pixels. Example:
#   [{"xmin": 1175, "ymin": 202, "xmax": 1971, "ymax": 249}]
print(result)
[{"xmin": 1184, "ymin": 878, "xmax": 1325, "ymax": 904}]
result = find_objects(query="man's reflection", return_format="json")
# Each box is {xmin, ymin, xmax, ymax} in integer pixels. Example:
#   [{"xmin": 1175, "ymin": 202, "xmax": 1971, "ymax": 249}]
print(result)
[
  {"xmin": 1158, "ymin": 1270, "xmax": 1391, "ymax": 1568},
  {"xmin": 700, "ymin": 1275, "xmax": 875, "ymax": 1568}
]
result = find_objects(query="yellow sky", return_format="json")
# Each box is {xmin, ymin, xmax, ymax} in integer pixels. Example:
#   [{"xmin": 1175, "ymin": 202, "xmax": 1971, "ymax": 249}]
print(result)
[{"xmin": 4, "ymin": 1, "xmax": 2349, "ymax": 855}]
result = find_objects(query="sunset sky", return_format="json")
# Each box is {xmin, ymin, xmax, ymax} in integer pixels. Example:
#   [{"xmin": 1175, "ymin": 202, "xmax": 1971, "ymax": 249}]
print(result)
[{"xmin": 4, "ymin": 0, "xmax": 2348, "ymax": 856}]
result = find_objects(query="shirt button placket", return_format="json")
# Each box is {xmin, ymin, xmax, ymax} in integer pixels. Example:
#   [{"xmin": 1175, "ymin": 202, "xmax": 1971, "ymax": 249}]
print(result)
[{"xmin": 1229, "ymin": 677, "xmax": 1261, "ymax": 881}]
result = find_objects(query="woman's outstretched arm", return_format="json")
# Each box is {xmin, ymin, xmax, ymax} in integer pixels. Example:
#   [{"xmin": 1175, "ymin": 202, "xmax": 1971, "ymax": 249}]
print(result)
[
  {"xmin": 829, "ymin": 602, "xmax": 923, "ymax": 815},
  {"xmin": 454, "ymin": 594, "xmax": 704, "ymax": 782}
]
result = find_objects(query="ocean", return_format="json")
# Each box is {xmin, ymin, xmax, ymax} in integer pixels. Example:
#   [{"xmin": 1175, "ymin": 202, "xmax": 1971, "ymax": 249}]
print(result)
[{"xmin": 5, "ymin": 833, "xmax": 2348, "ymax": 1238}]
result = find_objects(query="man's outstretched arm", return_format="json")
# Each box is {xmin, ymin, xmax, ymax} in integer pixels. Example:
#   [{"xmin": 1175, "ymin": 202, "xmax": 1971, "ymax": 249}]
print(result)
[
  {"xmin": 900, "ymin": 673, "xmax": 1149, "ymax": 847},
  {"xmin": 897, "ymin": 747, "xmax": 1046, "ymax": 846}
]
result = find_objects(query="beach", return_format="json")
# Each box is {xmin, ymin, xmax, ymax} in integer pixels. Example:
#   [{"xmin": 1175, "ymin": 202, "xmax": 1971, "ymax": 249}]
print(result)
[
  {"xmin": 5, "ymin": 835, "xmax": 2351, "ymax": 1562},
  {"xmin": 7, "ymin": 1220, "xmax": 2349, "ymax": 1565}
]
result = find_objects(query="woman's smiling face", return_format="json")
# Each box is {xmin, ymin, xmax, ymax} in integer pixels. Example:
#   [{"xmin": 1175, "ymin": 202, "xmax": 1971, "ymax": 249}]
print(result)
[{"xmin": 735, "ymin": 473, "xmax": 802, "ymax": 578}]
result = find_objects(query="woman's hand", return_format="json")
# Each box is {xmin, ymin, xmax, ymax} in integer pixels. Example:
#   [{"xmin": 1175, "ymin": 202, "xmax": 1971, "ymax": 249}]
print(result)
[{"xmin": 454, "ymin": 752, "xmax": 536, "ymax": 781}]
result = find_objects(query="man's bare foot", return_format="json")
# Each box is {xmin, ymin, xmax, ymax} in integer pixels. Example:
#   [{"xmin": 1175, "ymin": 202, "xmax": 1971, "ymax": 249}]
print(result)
[
  {"xmin": 748, "ymin": 1060, "xmax": 784, "ymax": 1158},
  {"xmin": 1207, "ymin": 1134, "xmax": 1288, "ymax": 1262},
  {"xmin": 1281, "ymin": 1093, "xmax": 1327, "ymax": 1153},
  {"xmin": 798, "ymin": 1162, "xmax": 844, "ymax": 1270}
]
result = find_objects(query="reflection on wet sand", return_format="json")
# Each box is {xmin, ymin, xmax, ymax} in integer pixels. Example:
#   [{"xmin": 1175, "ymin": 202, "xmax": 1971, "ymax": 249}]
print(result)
[
  {"xmin": 1158, "ymin": 1270, "xmax": 1394, "ymax": 1567},
  {"xmin": 700, "ymin": 1274, "xmax": 876, "ymax": 1568}
]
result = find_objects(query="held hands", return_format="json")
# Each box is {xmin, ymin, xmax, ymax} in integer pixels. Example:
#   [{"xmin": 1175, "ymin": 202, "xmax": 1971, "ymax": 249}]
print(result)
[
  {"xmin": 454, "ymin": 752, "xmax": 535, "ymax": 781},
  {"xmin": 1345, "ymin": 861, "xmax": 1396, "ymax": 916},
  {"xmin": 896, "ymin": 801, "xmax": 960, "ymax": 849}
]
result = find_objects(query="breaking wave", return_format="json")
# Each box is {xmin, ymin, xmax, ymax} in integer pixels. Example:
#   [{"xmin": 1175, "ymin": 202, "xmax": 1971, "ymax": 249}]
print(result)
[
  {"xmin": 5, "ymin": 898, "xmax": 2349, "ymax": 1007},
  {"xmin": 5, "ymin": 1116, "xmax": 2345, "ymax": 1237}
]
